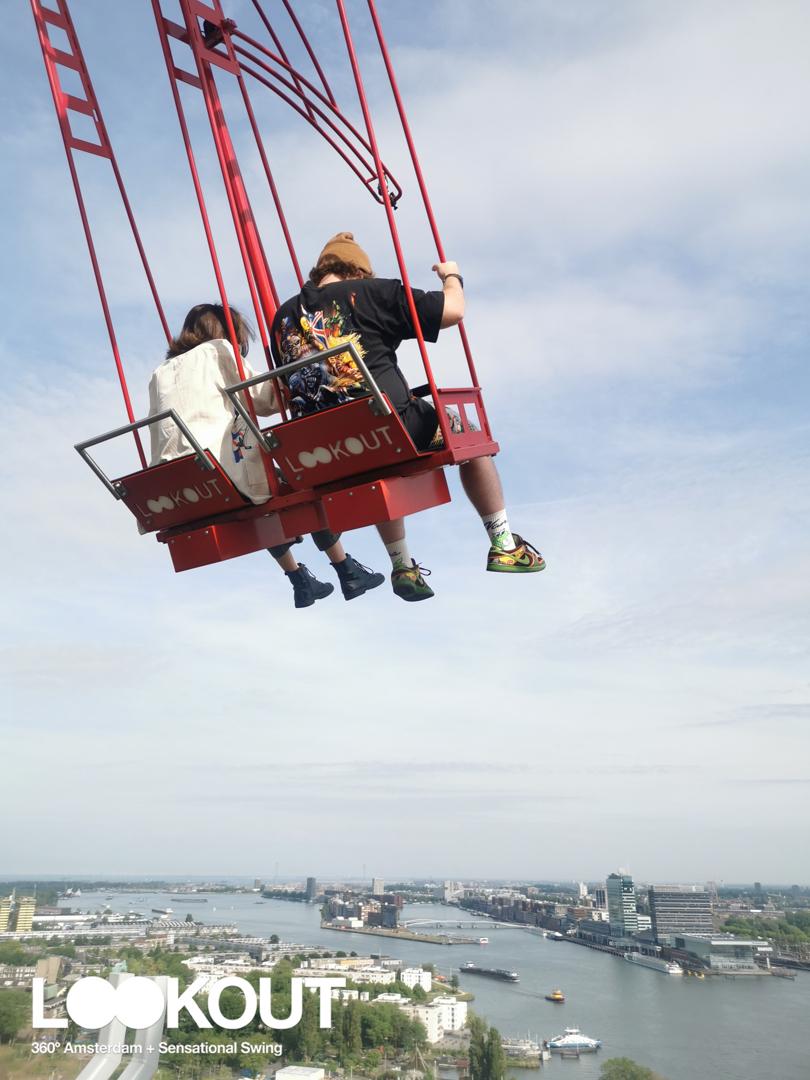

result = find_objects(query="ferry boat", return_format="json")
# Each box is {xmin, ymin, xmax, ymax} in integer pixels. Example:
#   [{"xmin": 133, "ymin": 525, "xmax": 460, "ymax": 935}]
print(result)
[
  {"xmin": 459, "ymin": 962, "xmax": 519, "ymax": 982},
  {"xmin": 151, "ymin": 907, "xmax": 173, "ymax": 916},
  {"xmin": 548, "ymin": 1027, "xmax": 601, "ymax": 1053},
  {"xmin": 624, "ymin": 953, "xmax": 683, "ymax": 975},
  {"xmin": 545, "ymin": 989, "xmax": 565, "ymax": 1003}
]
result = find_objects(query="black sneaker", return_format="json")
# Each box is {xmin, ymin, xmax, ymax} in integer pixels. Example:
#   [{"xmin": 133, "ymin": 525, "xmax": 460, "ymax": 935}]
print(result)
[
  {"xmin": 333, "ymin": 554, "xmax": 386, "ymax": 600},
  {"xmin": 286, "ymin": 563, "xmax": 334, "ymax": 608}
]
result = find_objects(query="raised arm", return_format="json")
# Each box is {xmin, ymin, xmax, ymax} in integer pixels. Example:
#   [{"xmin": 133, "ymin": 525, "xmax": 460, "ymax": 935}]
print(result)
[{"xmin": 433, "ymin": 260, "xmax": 465, "ymax": 328}]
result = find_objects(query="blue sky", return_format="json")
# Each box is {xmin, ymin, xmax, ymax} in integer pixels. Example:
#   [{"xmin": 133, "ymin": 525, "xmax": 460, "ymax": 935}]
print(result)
[{"xmin": 2, "ymin": 0, "xmax": 808, "ymax": 884}]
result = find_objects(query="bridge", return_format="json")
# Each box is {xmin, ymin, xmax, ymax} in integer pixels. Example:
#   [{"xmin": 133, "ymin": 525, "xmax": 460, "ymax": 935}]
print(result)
[{"xmin": 401, "ymin": 920, "xmax": 513, "ymax": 930}]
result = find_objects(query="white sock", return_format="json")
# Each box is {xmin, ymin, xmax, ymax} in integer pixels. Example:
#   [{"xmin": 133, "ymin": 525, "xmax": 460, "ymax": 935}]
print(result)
[
  {"xmin": 482, "ymin": 510, "xmax": 515, "ymax": 551},
  {"xmin": 385, "ymin": 539, "xmax": 412, "ymax": 570}
]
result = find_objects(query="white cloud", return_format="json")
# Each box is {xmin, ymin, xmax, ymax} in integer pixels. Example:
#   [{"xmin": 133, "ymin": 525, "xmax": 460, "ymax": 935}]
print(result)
[{"xmin": 2, "ymin": 0, "xmax": 809, "ymax": 880}]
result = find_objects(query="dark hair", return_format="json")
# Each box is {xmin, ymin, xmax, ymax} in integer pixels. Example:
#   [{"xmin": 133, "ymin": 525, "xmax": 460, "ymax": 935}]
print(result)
[
  {"xmin": 308, "ymin": 255, "xmax": 374, "ymax": 287},
  {"xmin": 167, "ymin": 304, "xmax": 254, "ymax": 359}
]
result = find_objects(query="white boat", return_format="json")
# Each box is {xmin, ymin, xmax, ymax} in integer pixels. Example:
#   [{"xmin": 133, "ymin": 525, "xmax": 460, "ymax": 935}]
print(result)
[
  {"xmin": 624, "ymin": 953, "xmax": 683, "ymax": 975},
  {"xmin": 478, "ymin": 937, "xmax": 489, "ymax": 944},
  {"xmin": 502, "ymin": 1037, "xmax": 542, "ymax": 1058},
  {"xmin": 548, "ymin": 1027, "xmax": 602, "ymax": 1052}
]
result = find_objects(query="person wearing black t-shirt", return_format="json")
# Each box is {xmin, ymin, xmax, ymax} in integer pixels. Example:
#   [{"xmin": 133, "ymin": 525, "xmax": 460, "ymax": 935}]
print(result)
[{"xmin": 271, "ymin": 233, "xmax": 545, "ymax": 601}]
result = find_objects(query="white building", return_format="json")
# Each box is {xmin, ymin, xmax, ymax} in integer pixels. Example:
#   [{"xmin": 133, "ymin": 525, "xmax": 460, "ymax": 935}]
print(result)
[
  {"xmin": 401, "ymin": 967, "xmax": 432, "ymax": 991},
  {"xmin": 432, "ymin": 995, "xmax": 468, "ymax": 1032},
  {"xmin": 331, "ymin": 988, "xmax": 370, "ymax": 1002},
  {"xmin": 294, "ymin": 964, "xmax": 395, "ymax": 985},
  {"xmin": 404, "ymin": 996, "xmax": 468, "ymax": 1044},
  {"xmin": 374, "ymin": 993, "xmax": 411, "ymax": 1006},
  {"xmin": 406, "ymin": 1003, "xmax": 442, "ymax": 1044},
  {"xmin": 275, "ymin": 1069, "xmax": 324, "ymax": 1080}
]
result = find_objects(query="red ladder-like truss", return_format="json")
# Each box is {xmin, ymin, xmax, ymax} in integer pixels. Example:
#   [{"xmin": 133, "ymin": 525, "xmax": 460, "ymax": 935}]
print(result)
[{"xmin": 30, "ymin": 0, "xmax": 500, "ymax": 572}]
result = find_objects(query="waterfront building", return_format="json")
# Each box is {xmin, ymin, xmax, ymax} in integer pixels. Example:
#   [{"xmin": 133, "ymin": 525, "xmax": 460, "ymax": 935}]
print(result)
[
  {"xmin": 673, "ymin": 933, "xmax": 772, "ymax": 973},
  {"xmin": 305, "ymin": 877, "xmax": 318, "ymax": 901},
  {"xmin": 0, "ymin": 896, "xmax": 12, "ymax": 932},
  {"xmin": 15, "ymin": 896, "xmax": 36, "ymax": 933},
  {"xmin": 443, "ymin": 880, "xmax": 463, "ymax": 902},
  {"xmin": 607, "ymin": 873, "xmax": 638, "ymax": 937},
  {"xmin": 649, "ymin": 885, "xmax": 713, "ymax": 941},
  {"xmin": 401, "ymin": 967, "xmax": 432, "ymax": 991},
  {"xmin": 577, "ymin": 919, "xmax": 612, "ymax": 944}
]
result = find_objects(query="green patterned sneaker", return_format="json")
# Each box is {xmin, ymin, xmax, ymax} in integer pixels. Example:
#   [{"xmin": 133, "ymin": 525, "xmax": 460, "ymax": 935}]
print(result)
[
  {"xmin": 391, "ymin": 560, "xmax": 434, "ymax": 601},
  {"xmin": 486, "ymin": 534, "xmax": 546, "ymax": 573}
]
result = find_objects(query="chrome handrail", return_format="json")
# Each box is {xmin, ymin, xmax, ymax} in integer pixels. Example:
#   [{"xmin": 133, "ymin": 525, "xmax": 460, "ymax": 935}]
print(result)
[
  {"xmin": 75, "ymin": 409, "xmax": 214, "ymax": 499},
  {"xmin": 224, "ymin": 340, "xmax": 391, "ymax": 453}
]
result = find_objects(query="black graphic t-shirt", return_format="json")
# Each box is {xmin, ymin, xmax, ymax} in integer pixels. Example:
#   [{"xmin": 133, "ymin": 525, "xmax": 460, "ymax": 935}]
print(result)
[{"xmin": 270, "ymin": 278, "xmax": 444, "ymax": 416}]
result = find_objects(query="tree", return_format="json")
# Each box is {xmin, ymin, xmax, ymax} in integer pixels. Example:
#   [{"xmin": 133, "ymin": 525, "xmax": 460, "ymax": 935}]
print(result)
[
  {"xmin": 0, "ymin": 990, "xmax": 30, "ymax": 1043},
  {"xmin": 468, "ymin": 1014, "xmax": 506, "ymax": 1080},
  {"xmin": 600, "ymin": 1058, "xmax": 668, "ymax": 1080},
  {"xmin": 485, "ymin": 1026, "xmax": 506, "ymax": 1080},
  {"xmin": 450, "ymin": 973, "xmax": 460, "ymax": 989}
]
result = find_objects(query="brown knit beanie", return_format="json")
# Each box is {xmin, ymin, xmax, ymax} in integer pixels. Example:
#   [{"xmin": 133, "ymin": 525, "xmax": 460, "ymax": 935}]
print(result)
[{"xmin": 317, "ymin": 232, "xmax": 373, "ymax": 275}]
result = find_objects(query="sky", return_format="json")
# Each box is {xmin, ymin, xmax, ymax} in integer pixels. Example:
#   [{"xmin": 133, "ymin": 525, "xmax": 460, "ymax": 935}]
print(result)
[{"xmin": 1, "ymin": 0, "xmax": 808, "ymax": 885}]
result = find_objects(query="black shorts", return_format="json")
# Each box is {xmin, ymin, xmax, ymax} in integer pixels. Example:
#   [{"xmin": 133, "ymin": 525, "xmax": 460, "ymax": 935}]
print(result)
[
  {"xmin": 400, "ymin": 398, "xmax": 440, "ymax": 451},
  {"xmin": 400, "ymin": 398, "xmax": 478, "ymax": 452}
]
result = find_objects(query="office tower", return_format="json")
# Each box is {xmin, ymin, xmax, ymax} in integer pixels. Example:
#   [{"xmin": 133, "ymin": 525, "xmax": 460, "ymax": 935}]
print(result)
[
  {"xmin": 578, "ymin": 882, "xmax": 588, "ymax": 900},
  {"xmin": 305, "ymin": 877, "xmax": 318, "ymax": 901},
  {"xmin": 649, "ymin": 885, "xmax": 713, "ymax": 941},
  {"xmin": 0, "ymin": 896, "xmax": 12, "ymax": 932},
  {"xmin": 15, "ymin": 896, "xmax": 36, "ymax": 933},
  {"xmin": 607, "ymin": 872, "xmax": 638, "ymax": 937},
  {"xmin": 593, "ymin": 886, "xmax": 608, "ymax": 910},
  {"xmin": 371, "ymin": 878, "xmax": 385, "ymax": 896}
]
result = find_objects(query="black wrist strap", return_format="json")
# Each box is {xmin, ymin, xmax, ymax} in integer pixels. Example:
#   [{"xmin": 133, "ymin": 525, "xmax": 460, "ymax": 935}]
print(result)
[{"xmin": 443, "ymin": 272, "xmax": 464, "ymax": 288}]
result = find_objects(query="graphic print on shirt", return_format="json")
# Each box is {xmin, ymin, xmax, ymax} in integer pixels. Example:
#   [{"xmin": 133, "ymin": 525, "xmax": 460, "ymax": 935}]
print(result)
[
  {"xmin": 231, "ymin": 412, "xmax": 253, "ymax": 463},
  {"xmin": 276, "ymin": 295, "xmax": 368, "ymax": 417}
]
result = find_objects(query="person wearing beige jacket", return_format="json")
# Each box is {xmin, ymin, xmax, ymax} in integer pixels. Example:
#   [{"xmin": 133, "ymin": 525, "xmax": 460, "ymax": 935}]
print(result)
[{"xmin": 148, "ymin": 303, "xmax": 384, "ymax": 607}]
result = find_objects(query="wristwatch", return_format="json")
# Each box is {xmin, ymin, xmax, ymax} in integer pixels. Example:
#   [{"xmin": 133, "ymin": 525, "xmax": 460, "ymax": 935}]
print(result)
[{"xmin": 442, "ymin": 272, "xmax": 464, "ymax": 288}]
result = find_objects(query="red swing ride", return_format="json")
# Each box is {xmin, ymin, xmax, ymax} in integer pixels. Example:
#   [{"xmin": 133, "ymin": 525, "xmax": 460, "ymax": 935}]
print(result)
[{"xmin": 31, "ymin": 0, "xmax": 500, "ymax": 573}]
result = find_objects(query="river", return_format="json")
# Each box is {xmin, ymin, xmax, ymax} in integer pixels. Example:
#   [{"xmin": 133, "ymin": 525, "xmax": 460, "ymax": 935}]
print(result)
[{"xmin": 75, "ymin": 893, "xmax": 807, "ymax": 1080}]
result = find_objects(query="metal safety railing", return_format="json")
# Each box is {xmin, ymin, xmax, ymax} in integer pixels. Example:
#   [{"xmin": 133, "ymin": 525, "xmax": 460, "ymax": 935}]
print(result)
[
  {"xmin": 224, "ymin": 341, "xmax": 391, "ymax": 454},
  {"xmin": 75, "ymin": 410, "xmax": 215, "ymax": 500}
]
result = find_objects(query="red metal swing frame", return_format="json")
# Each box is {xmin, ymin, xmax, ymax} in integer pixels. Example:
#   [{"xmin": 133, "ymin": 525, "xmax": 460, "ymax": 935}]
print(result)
[{"xmin": 31, "ymin": 0, "xmax": 499, "ymax": 573}]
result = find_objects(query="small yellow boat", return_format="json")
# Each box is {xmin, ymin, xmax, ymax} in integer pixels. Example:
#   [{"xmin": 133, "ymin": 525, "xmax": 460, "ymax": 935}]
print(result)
[{"xmin": 545, "ymin": 989, "xmax": 565, "ymax": 1003}]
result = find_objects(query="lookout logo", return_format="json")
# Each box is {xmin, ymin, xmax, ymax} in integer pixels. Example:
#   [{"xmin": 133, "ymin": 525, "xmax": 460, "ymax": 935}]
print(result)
[
  {"xmin": 281, "ymin": 424, "xmax": 395, "ymax": 473},
  {"xmin": 33, "ymin": 974, "xmax": 346, "ymax": 1031}
]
